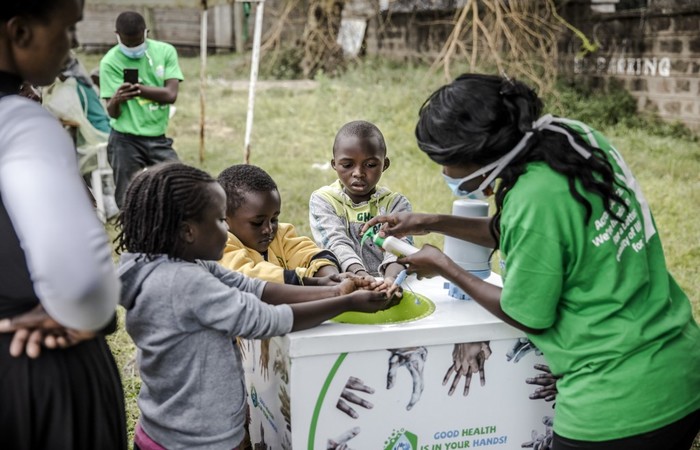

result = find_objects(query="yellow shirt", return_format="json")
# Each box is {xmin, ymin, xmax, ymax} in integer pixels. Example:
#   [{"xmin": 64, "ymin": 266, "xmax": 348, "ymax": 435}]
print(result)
[{"xmin": 219, "ymin": 223, "xmax": 338, "ymax": 284}]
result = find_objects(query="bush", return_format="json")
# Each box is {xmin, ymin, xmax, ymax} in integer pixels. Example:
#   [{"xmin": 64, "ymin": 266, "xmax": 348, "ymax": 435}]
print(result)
[
  {"xmin": 261, "ymin": 44, "xmax": 305, "ymax": 80},
  {"xmin": 548, "ymin": 79, "xmax": 697, "ymax": 141}
]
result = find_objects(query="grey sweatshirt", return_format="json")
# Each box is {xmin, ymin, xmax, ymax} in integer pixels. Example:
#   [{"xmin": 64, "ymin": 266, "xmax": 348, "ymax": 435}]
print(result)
[
  {"xmin": 118, "ymin": 253, "xmax": 293, "ymax": 450},
  {"xmin": 309, "ymin": 180, "xmax": 413, "ymax": 275}
]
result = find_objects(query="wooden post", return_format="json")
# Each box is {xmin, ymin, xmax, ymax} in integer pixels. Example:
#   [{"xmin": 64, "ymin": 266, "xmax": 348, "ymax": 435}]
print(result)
[
  {"xmin": 233, "ymin": 1, "xmax": 245, "ymax": 53},
  {"xmin": 144, "ymin": 7, "xmax": 156, "ymax": 38},
  {"xmin": 213, "ymin": 3, "xmax": 234, "ymax": 51},
  {"xmin": 199, "ymin": 0, "xmax": 208, "ymax": 163},
  {"xmin": 242, "ymin": 0, "xmax": 264, "ymax": 164}
]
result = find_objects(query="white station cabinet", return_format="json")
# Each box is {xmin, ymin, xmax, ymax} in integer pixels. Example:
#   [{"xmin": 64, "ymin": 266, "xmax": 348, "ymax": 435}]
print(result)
[{"xmin": 242, "ymin": 274, "xmax": 554, "ymax": 450}]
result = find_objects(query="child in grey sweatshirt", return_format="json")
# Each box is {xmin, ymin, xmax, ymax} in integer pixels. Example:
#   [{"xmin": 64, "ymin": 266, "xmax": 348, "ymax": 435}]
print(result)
[
  {"xmin": 309, "ymin": 120, "xmax": 413, "ymax": 285},
  {"xmin": 116, "ymin": 163, "xmax": 396, "ymax": 450}
]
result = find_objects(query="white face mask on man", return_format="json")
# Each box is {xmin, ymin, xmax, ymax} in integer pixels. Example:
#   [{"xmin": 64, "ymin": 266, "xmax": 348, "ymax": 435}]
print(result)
[
  {"xmin": 441, "ymin": 114, "xmax": 593, "ymax": 199},
  {"xmin": 116, "ymin": 30, "xmax": 148, "ymax": 59}
]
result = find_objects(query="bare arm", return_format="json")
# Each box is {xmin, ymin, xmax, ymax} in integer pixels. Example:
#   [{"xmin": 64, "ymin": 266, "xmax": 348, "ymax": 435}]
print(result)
[
  {"xmin": 260, "ymin": 277, "xmax": 380, "ymax": 305},
  {"xmin": 105, "ymin": 82, "xmax": 140, "ymax": 118},
  {"xmin": 378, "ymin": 262, "xmax": 404, "ymax": 298},
  {"xmin": 261, "ymin": 283, "xmax": 341, "ymax": 305},
  {"xmin": 288, "ymin": 296, "xmax": 353, "ymax": 331},
  {"xmin": 383, "ymin": 262, "xmax": 405, "ymax": 281},
  {"xmin": 313, "ymin": 265, "xmax": 340, "ymax": 278},
  {"xmin": 289, "ymin": 290, "xmax": 394, "ymax": 331},
  {"xmin": 106, "ymin": 79, "xmax": 179, "ymax": 118},
  {"xmin": 302, "ymin": 264, "xmax": 342, "ymax": 286},
  {"xmin": 422, "ymin": 214, "xmax": 497, "ymax": 248},
  {"xmin": 400, "ymin": 245, "xmax": 542, "ymax": 334},
  {"xmin": 439, "ymin": 256, "xmax": 539, "ymax": 333},
  {"xmin": 363, "ymin": 212, "xmax": 497, "ymax": 249},
  {"xmin": 137, "ymin": 78, "xmax": 179, "ymax": 104}
]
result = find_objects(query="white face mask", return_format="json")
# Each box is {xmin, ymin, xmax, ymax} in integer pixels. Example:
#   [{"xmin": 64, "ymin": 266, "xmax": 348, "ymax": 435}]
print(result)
[
  {"xmin": 117, "ymin": 30, "xmax": 148, "ymax": 59},
  {"xmin": 442, "ymin": 114, "xmax": 594, "ymax": 198},
  {"xmin": 442, "ymin": 171, "xmax": 495, "ymax": 199}
]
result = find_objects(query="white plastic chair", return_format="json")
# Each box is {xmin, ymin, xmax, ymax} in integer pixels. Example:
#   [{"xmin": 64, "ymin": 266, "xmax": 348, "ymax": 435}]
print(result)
[
  {"xmin": 42, "ymin": 77, "xmax": 117, "ymax": 222},
  {"xmin": 89, "ymin": 143, "xmax": 117, "ymax": 222}
]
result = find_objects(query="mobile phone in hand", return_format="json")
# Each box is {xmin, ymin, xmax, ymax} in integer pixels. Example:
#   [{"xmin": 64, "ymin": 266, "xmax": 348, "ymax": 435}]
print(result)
[{"xmin": 123, "ymin": 68, "xmax": 139, "ymax": 84}]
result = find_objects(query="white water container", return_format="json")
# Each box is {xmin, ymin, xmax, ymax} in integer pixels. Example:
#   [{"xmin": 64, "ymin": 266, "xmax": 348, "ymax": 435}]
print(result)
[{"xmin": 443, "ymin": 199, "xmax": 492, "ymax": 300}]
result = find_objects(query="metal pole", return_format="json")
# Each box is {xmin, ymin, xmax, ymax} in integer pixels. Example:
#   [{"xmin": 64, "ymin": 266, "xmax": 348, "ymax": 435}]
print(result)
[
  {"xmin": 242, "ymin": 0, "xmax": 264, "ymax": 164},
  {"xmin": 199, "ymin": 1, "xmax": 208, "ymax": 163}
]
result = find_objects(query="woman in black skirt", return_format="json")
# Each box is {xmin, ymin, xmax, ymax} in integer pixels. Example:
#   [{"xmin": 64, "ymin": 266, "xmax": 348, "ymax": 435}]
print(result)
[{"xmin": 0, "ymin": 1, "xmax": 127, "ymax": 448}]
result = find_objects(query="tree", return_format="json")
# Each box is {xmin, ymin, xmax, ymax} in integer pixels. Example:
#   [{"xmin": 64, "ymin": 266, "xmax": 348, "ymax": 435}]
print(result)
[
  {"xmin": 301, "ymin": 0, "xmax": 346, "ymax": 78},
  {"xmin": 426, "ymin": 0, "xmax": 597, "ymax": 92},
  {"xmin": 259, "ymin": 0, "xmax": 597, "ymax": 92}
]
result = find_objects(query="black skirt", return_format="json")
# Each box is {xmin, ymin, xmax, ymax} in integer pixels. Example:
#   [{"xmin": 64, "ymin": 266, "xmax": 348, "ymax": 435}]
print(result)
[{"xmin": 0, "ymin": 334, "xmax": 127, "ymax": 450}]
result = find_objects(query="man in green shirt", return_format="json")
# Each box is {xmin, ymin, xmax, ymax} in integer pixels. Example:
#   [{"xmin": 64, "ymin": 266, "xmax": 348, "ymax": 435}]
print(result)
[{"xmin": 100, "ymin": 11, "xmax": 184, "ymax": 207}]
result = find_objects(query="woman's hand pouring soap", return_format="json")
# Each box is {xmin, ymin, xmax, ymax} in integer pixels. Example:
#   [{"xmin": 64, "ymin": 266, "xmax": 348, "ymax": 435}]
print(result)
[{"xmin": 361, "ymin": 227, "xmax": 420, "ymax": 258}]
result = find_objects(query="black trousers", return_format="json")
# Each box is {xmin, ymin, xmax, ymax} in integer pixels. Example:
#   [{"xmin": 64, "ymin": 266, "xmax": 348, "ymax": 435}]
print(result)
[
  {"xmin": 107, "ymin": 130, "xmax": 179, "ymax": 207},
  {"xmin": 0, "ymin": 335, "xmax": 127, "ymax": 450},
  {"xmin": 553, "ymin": 409, "xmax": 700, "ymax": 450}
]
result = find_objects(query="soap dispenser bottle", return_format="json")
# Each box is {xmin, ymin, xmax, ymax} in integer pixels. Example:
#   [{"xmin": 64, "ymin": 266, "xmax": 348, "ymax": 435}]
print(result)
[{"xmin": 361, "ymin": 227, "xmax": 420, "ymax": 258}]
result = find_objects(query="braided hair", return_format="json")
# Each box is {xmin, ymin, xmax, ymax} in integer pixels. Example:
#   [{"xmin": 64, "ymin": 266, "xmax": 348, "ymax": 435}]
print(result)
[
  {"xmin": 217, "ymin": 164, "xmax": 277, "ymax": 216},
  {"xmin": 116, "ymin": 162, "xmax": 217, "ymax": 259},
  {"xmin": 415, "ymin": 73, "xmax": 628, "ymax": 247}
]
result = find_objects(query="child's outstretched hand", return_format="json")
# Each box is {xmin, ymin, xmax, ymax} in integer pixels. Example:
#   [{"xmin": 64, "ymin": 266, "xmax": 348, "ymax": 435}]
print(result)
[
  {"xmin": 348, "ymin": 290, "xmax": 400, "ymax": 314},
  {"xmin": 336, "ymin": 276, "xmax": 382, "ymax": 296},
  {"xmin": 374, "ymin": 276, "xmax": 404, "ymax": 299},
  {"xmin": 307, "ymin": 274, "xmax": 340, "ymax": 287}
]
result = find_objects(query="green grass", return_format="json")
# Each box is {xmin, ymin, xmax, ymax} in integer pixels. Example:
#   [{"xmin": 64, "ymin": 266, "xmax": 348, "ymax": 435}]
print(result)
[{"xmin": 81, "ymin": 52, "xmax": 699, "ymax": 445}]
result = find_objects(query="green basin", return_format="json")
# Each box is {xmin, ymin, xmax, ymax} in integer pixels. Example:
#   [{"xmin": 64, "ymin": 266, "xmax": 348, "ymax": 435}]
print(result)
[{"xmin": 331, "ymin": 291, "xmax": 435, "ymax": 325}]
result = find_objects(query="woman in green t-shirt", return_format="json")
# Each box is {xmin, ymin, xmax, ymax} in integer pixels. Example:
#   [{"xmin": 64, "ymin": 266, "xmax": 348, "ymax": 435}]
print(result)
[{"xmin": 363, "ymin": 74, "xmax": 700, "ymax": 450}]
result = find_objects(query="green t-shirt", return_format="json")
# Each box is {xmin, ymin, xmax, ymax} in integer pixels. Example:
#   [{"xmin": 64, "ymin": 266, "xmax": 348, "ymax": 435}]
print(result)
[
  {"xmin": 499, "ymin": 120, "xmax": 700, "ymax": 441},
  {"xmin": 100, "ymin": 39, "xmax": 184, "ymax": 137}
]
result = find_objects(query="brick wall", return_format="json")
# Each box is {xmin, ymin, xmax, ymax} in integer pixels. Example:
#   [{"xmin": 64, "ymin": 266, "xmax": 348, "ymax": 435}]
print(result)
[
  {"xmin": 559, "ymin": 1, "xmax": 700, "ymax": 130},
  {"xmin": 361, "ymin": 0, "xmax": 700, "ymax": 130},
  {"xmin": 365, "ymin": 10, "xmax": 454, "ymax": 60},
  {"xmin": 78, "ymin": 1, "xmax": 700, "ymax": 130},
  {"xmin": 358, "ymin": 0, "xmax": 460, "ymax": 60}
]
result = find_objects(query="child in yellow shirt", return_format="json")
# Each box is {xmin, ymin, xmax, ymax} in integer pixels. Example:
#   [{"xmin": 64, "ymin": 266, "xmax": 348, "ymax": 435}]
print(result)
[{"xmin": 218, "ymin": 164, "xmax": 343, "ymax": 285}]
